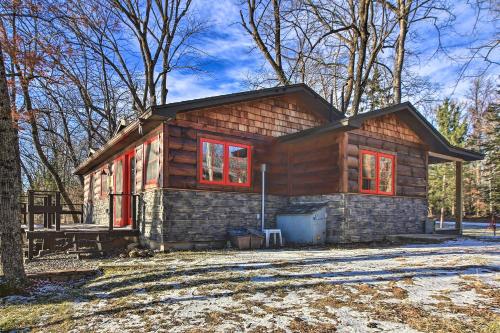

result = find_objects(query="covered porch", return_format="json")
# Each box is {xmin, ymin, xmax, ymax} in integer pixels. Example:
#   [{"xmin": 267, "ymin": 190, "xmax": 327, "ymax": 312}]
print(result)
[{"xmin": 428, "ymin": 150, "xmax": 482, "ymax": 235}]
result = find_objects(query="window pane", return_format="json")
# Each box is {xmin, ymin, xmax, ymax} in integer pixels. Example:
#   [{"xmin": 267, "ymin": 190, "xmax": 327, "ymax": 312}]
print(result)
[
  {"xmin": 361, "ymin": 153, "xmax": 376, "ymax": 191},
  {"xmin": 89, "ymin": 175, "xmax": 94, "ymax": 202},
  {"xmin": 228, "ymin": 145, "xmax": 248, "ymax": 184},
  {"xmin": 146, "ymin": 140, "xmax": 159, "ymax": 182},
  {"xmin": 202, "ymin": 141, "xmax": 224, "ymax": 182},
  {"xmin": 379, "ymin": 156, "xmax": 393, "ymax": 193},
  {"xmin": 115, "ymin": 161, "xmax": 123, "ymax": 192}
]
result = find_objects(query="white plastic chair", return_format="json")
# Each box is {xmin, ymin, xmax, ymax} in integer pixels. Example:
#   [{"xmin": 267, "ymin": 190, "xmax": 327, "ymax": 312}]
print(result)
[{"xmin": 263, "ymin": 229, "xmax": 283, "ymax": 247}]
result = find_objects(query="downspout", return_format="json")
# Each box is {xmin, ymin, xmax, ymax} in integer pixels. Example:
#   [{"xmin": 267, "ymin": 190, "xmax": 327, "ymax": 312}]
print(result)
[{"xmin": 261, "ymin": 163, "xmax": 267, "ymax": 231}]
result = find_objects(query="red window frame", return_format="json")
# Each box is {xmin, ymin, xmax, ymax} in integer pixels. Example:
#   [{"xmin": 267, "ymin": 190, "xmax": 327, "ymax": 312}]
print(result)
[
  {"xmin": 143, "ymin": 136, "xmax": 159, "ymax": 186},
  {"xmin": 359, "ymin": 149, "xmax": 395, "ymax": 196},
  {"xmin": 198, "ymin": 138, "xmax": 252, "ymax": 187}
]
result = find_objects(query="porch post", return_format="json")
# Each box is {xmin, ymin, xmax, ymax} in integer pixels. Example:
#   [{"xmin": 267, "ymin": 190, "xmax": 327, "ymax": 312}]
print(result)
[
  {"xmin": 109, "ymin": 193, "xmax": 114, "ymax": 231},
  {"xmin": 55, "ymin": 192, "xmax": 61, "ymax": 231},
  {"xmin": 455, "ymin": 161, "xmax": 463, "ymax": 234}
]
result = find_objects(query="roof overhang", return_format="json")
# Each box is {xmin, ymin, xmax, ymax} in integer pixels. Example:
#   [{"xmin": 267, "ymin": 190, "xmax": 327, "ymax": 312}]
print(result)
[
  {"xmin": 142, "ymin": 83, "xmax": 345, "ymax": 122},
  {"xmin": 278, "ymin": 102, "xmax": 484, "ymax": 163},
  {"xmin": 277, "ymin": 117, "xmax": 362, "ymax": 143},
  {"xmin": 75, "ymin": 83, "xmax": 342, "ymax": 176},
  {"xmin": 74, "ymin": 119, "xmax": 163, "ymax": 175},
  {"xmin": 350, "ymin": 102, "xmax": 484, "ymax": 163}
]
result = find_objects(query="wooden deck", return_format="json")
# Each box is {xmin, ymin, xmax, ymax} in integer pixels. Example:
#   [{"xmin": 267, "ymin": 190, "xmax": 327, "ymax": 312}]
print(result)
[
  {"xmin": 22, "ymin": 224, "xmax": 140, "ymax": 259},
  {"xmin": 21, "ymin": 223, "xmax": 138, "ymax": 234}
]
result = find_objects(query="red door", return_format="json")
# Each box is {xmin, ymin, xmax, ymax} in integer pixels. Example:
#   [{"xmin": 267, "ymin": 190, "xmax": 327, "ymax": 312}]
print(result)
[
  {"xmin": 113, "ymin": 155, "xmax": 125, "ymax": 227},
  {"xmin": 113, "ymin": 150, "xmax": 135, "ymax": 227},
  {"xmin": 125, "ymin": 150, "xmax": 136, "ymax": 226}
]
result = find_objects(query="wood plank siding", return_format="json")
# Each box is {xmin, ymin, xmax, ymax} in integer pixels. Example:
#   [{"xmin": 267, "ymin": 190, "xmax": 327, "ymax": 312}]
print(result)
[
  {"xmin": 346, "ymin": 114, "xmax": 428, "ymax": 197},
  {"xmin": 166, "ymin": 123, "xmax": 272, "ymax": 193},
  {"xmin": 165, "ymin": 96, "xmax": 328, "ymax": 193},
  {"xmin": 83, "ymin": 99, "xmax": 430, "ymax": 199}
]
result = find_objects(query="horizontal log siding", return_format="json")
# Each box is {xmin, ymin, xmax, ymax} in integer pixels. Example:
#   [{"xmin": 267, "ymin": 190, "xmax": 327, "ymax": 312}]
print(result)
[
  {"xmin": 166, "ymin": 123, "xmax": 272, "ymax": 193},
  {"xmin": 268, "ymin": 132, "xmax": 343, "ymax": 195},
  {"xmin": 347, "ymin": 115, "xmax": 428, "ymax": 197},
  {"xmin": 175, "ymin": 97, "xmax": 326, "ymax": 137}
]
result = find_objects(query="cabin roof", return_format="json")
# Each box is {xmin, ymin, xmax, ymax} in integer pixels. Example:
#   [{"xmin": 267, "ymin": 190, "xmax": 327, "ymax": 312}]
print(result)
[
  {"xmin": 74, "ymin": 87, "xmax": 483, "ymax": 175},
  {"xmin": 142, "ymin": 83, "xmax": 344, "ymax": 121},
  {"xmin": 279, "ymin": 102, "xmax": 484, "ymax": 163},
  {"xmin": 74, "ymin": 84, "xmax": 342, "ymax": 175}
]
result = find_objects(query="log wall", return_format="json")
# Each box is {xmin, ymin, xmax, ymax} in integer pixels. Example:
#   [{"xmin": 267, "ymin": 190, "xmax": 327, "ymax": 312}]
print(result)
[
  {"xmin": 165, "ymin": 122, "xmax": 272, "ymax": 193},
  {"xmin": 267, "ymin": 132, "xmax": 343, "ymax": 195}
]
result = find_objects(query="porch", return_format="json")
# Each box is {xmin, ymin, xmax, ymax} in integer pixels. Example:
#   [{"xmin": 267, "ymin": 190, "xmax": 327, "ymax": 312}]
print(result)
[
  {"xmin": 428, "ymin": 152, "xmax": 467, "ymax": 235},
  {"xmin": 20, "ymin": 190, "xmax": 139, "ymax": 259}
]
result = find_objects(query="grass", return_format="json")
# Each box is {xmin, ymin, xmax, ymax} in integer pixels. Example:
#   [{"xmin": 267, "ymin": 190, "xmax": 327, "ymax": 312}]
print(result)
[
  {"xmin": 0, "ymin": 282, "xmax": 26, "ymax": 298},
  {"xmin": 0, "ymin": 300, "xmax": 74, "ymax": 332},
  {"xmin": 2, "ymin": 240, "xmax": 499, "ymax": 332}
]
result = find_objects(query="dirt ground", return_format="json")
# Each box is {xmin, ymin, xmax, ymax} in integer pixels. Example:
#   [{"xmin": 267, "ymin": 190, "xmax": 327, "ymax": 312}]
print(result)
[{"xmin": 1, "ymin": 237, "xmax": 499, "ymax": 333}]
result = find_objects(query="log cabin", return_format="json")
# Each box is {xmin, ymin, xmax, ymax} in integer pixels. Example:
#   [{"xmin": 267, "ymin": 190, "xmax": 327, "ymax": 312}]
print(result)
[{"xmin": 74, "ymin": 84, "xmax": 483, "ymax": 249}]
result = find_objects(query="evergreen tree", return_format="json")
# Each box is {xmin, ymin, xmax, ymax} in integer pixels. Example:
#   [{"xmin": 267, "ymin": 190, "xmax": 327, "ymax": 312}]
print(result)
[
  {"xmin": 428, "ymin": 99, "xmax": 468, "ymax": 222},
  {"xmin": 435, "ymin": 99, "xmax": 468, "ymax": 146},
  {"xmin": 481, "ymin": 102, "xmax": 500, "ymax": 216}
]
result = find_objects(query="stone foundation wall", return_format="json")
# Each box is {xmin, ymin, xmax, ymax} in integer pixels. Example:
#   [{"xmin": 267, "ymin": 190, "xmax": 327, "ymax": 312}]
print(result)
[
  {"xmin": 84, "ymin": 188, "xmax": 427, "ymax": 248},
  {"xmin": 138, "ymin": 189, "xmax": 165, "ymax": 249},
  {"xmin": 82, "ymin": 196, "xmax": 108, "ymax": 226},
  {"xmin": 289, "ymin": 194, "xmax": 427, "ymax": 243},
  {"xmin": 163, "ymin": 189, "xmax": 288, "ymax": 244}
]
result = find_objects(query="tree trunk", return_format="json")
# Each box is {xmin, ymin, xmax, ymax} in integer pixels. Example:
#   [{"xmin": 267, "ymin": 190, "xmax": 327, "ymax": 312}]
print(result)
[
  {"xmin": 0, "ymin": 42, "xmax": 26, "ymax": 285},
  {"xmin": 351, "ymin": 0, "xmax": 370, "ymax": 115},
  {"xmin": 393, "ymin": 0, "xmax": 410, "ymax": 104},
  {"xmin": 440, "ymin": 172, "xmax": 446, "ymax": 228}
]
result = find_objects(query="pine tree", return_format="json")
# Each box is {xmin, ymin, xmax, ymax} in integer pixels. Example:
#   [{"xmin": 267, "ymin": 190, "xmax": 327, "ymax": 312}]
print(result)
[
  {"xmin": 435, "ymin": 99, "xmax": 467, "ymax": 146},
  {"xmin": 428, "ymin": 99, "xmax": 468, "ymax": 223},
  {"xmin": 481, "ymin": 102, "xmax": 500, "ymax": 217}
]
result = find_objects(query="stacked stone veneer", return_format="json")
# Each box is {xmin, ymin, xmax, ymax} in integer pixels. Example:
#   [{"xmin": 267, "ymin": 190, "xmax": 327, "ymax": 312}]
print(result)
[
  {"xmin": 162, "ymin": 189, "xmax": 287, "ymax": 244},
  {"xmin": 289, "ymin": 194, "xmax": 427, "ymax": 243},
  {"xmin": 84, "ymin": 196, "xmax": 108, "ymax": 226},
  {"xmin": 139, "ymin": 189, "xmax": 165, "ymax": 248},
  {"xmin": 85, "ymin": 188, "xmax": 427, "ymax": 248}
]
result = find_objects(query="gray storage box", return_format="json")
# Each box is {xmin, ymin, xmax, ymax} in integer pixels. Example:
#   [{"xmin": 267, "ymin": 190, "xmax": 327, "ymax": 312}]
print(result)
[{"xmin": 277, "ymin": 203, "xmax": 327, "ymax": 245}]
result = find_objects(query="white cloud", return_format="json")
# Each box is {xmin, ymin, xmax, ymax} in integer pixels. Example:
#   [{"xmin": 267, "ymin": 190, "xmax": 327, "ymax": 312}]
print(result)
[{"xmin": 166, "ymin": 71, "xmax": 243, "ymax": 102}]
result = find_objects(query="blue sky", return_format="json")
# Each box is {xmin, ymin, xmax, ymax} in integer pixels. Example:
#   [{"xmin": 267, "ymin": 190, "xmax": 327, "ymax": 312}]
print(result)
[{"xmin": 166, "ymin": 0, "xmax": 499, "ymax": 105}]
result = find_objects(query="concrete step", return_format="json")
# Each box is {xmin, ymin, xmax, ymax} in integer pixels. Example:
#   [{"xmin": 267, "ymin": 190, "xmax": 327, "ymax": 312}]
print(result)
[{"xmin": 386, "ymin": 233, "xmax": 457, "ymax": 244}]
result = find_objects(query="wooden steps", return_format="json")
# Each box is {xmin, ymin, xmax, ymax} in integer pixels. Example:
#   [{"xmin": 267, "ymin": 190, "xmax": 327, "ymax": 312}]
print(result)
[{"xmin": 23, "ymin": 225, "xmax": 139, "ymax": 259}]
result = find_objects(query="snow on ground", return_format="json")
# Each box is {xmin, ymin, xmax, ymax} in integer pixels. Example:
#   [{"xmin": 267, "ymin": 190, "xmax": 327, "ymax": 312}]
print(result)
[{"xmin": 1, "ymin": 237, "xmax": 499, "ymax": 332}]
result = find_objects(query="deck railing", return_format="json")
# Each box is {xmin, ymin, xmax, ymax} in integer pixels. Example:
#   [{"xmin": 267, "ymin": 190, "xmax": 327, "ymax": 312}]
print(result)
[
  {"xmin": 20, "ymin": 190, "xmax": 84, "ymax": 231},
  {"xmin": 108, "ymin": 193, "xmax": 141, "ymax": 231}
]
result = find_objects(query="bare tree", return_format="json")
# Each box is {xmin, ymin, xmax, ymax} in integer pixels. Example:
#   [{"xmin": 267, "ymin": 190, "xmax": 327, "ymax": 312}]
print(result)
[
  {"xmin": 0, "ymin": 1, "xmax": 84, "ymax": 222},
  {"xmin": 457, "ymin": 0, "xmax": 499, "ymax": 80},
  {"xmin": 0, "ymin": 29, "xmax": 26, "ymax": 286},
  {"xmin": 63, "ymin": 0, "xmax": 206, "ymax": 112},
  {"xmin": 240, "ymin": 0, "xmax": 289, "ymax": 85}
]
